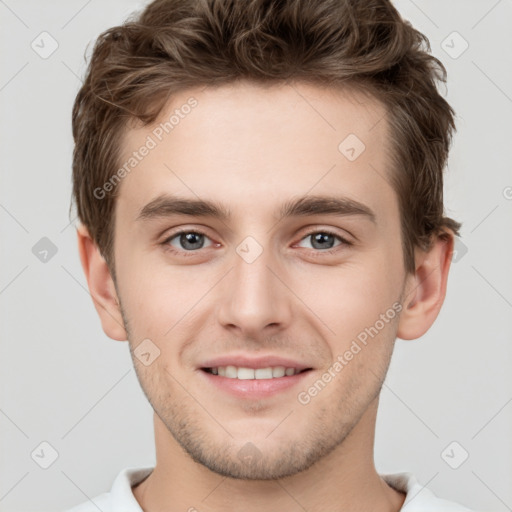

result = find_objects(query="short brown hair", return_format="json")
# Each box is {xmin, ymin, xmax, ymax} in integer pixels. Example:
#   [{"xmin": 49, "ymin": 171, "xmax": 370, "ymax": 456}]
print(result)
[{"xmin": 71, "ymin": 0, "xmax": 461, "ymax": 277}]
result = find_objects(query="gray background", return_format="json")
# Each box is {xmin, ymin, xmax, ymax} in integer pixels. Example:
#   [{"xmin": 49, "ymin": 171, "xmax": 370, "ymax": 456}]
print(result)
[{"xmin": 1, "ymin": 0, "xmax": 511, "ymax": 510}]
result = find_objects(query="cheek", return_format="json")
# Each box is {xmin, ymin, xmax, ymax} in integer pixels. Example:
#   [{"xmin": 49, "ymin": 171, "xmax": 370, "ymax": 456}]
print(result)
[
  {"xmin": 115, "ymin": 260, "xmax": 174, "ymax": 340},
  {"xmin": 301, "ymin": 256, "xmax": 402, "ymax": 343},
  {"xmin": 116, "ymin": 261, "xmax": 218, "ymax": 366}
]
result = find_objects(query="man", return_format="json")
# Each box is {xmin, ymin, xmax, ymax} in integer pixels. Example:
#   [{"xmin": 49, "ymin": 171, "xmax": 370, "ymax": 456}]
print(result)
[{"xmin": 66, "ymin": 0, "xmax": 476, "ymax": 510}]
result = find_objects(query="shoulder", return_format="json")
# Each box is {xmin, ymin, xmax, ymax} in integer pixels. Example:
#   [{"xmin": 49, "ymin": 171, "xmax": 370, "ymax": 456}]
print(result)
[
  {"xmin": 63, "ymin": 467, "xmax": 154, "ymax": 512},
  {"xmin": 381, "ymin": 472, "xmax": 480, "ymax": 512}
]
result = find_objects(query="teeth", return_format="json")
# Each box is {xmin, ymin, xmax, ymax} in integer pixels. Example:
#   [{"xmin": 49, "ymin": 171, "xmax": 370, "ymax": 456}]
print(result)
[
  {"xmin": 238, "ymin": 367, "xmax": 255, "ymax": 380},
  {"xmin": 208, "ymin": 365, "xmax": 302, "ymax": 379},
  {"xmin": 225, "ymin": 365, "xmax": 238, "ymax": 378},
  {"xmin": 272, "ymin": 366, "xmax": 285, "ymax": 378},
  {"xmin": 255, "ymin": 368, "xmax": 272, "ymax": 379}
]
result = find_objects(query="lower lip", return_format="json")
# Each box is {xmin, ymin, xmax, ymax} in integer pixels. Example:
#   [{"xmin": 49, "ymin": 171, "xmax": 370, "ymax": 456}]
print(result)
[{"xmin": 198, "ymin": 369, "xmax": 312, "ymax": 399}]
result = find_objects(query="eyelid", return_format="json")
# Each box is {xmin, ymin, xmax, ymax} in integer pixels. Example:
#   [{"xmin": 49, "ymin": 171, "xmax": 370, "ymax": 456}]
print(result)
[
  {"xmin": 293, "ymin": 228, "xmax": 353, "ymax": 252},
  {"xmin": 160, "ymin": 224, "xmax": 214, "ymax": 242},
  {"xmin": 298, "ymin": 226, "xmax": 353, "ymax": 242},
  {"xmin": 161, "ymin": 227, "xmax": 216, "ymax": 248}
]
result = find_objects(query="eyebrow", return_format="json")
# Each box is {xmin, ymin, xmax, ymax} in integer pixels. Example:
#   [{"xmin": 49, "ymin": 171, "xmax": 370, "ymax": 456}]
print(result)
[{"xmin": 136, "ymin": 193, "xmax": 376, "ymax": 224}]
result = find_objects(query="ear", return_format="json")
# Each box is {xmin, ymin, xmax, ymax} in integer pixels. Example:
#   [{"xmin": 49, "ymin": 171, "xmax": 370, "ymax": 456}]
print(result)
[
  {"xmin": 76, "ymin": 224, "xmax": 127, "ymax": 341},
  {"xmin": 397, "ymin": 231, "xmax": 455, "ymax": 340}
]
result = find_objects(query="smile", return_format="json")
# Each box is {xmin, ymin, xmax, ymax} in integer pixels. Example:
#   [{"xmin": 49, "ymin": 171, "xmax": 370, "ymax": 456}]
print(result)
[
  {"xmin": 202, "ymin": 366, "xmax": 311, "ymax": 379},
  {"xmin": 199, "ymin": 366, "xmax": 313, "ymax": 399}
]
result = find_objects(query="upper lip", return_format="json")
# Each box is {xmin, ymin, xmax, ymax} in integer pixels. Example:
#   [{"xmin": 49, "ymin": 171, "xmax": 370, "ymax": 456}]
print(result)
[{"xmin": 199, "ymin": 354, "xmax": 313, "ymax": 371}]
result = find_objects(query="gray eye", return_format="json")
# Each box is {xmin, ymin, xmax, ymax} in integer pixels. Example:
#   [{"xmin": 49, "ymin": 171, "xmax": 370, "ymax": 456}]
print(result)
[
  {"xmin": 298, "ymin": 232, "xmax": 342, "ymax": 251},
  {"xmin": 167, "ymin": 231, "xmax": 213, "ymax": 251}
]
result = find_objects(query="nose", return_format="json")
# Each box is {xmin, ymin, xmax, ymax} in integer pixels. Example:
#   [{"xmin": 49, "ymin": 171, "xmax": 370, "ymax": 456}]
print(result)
[{"xmin": 216, "ymin": 240, "xmax": 293, "ymax": 339}]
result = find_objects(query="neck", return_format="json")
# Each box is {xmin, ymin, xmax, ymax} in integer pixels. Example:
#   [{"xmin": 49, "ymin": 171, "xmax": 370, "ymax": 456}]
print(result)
[{"xmin": 133, "ymin": 399, "xmax": 405, "ymax": 512}]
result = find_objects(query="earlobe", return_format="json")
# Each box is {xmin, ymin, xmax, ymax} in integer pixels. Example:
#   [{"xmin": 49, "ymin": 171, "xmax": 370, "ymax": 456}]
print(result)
[
  {"xmin": 76, "ymin": 224, "xmax": 128, "ymax": 341},
  {"xmin": 397, "ymin": 232, "xmax": 455, "ymax": 341}
]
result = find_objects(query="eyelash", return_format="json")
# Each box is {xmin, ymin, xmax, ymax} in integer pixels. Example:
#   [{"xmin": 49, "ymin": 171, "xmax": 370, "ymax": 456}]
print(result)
[{"xmin": 160, "ymin": 228, "xmax": 352, "ymax": 258}]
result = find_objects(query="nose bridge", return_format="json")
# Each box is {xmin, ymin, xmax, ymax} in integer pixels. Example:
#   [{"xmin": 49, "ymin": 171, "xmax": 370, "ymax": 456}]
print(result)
[{"xmin": 217, "ymin": 234, "xmax": 291, "ymax": 333}]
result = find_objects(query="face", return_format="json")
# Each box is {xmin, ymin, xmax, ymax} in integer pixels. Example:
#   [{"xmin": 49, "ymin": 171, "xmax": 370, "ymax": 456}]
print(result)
[{"xmin": 112, "ymin": 81, "xmax": 408, "ymax": 480}]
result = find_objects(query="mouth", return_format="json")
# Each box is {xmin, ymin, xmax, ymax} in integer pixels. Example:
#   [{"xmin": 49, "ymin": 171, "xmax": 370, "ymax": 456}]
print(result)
[
  {"xmin": 201, "ymin": 366, "xmax": 312, "ymax": 379},
  {"xmin": 198, "ymin": 365, "xmax": 314, "ymax": 399}
]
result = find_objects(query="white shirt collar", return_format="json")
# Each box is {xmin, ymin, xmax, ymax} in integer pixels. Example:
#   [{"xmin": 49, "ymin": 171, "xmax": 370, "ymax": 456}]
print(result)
[{"xmin": 68, "ymin": 466, "xmax": 476, "ymax": 511}]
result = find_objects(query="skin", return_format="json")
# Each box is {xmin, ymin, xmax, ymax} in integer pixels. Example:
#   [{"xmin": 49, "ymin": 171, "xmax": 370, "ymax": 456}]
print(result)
[{"xmin": 77, "ymin": 80, "xmax": 454, "ymax": 512}]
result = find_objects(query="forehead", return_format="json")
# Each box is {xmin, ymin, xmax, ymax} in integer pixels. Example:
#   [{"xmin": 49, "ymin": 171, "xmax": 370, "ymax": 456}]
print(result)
[{"xmin": 116, "ymin": 80, "xmax": 395, "ymax": 223}]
